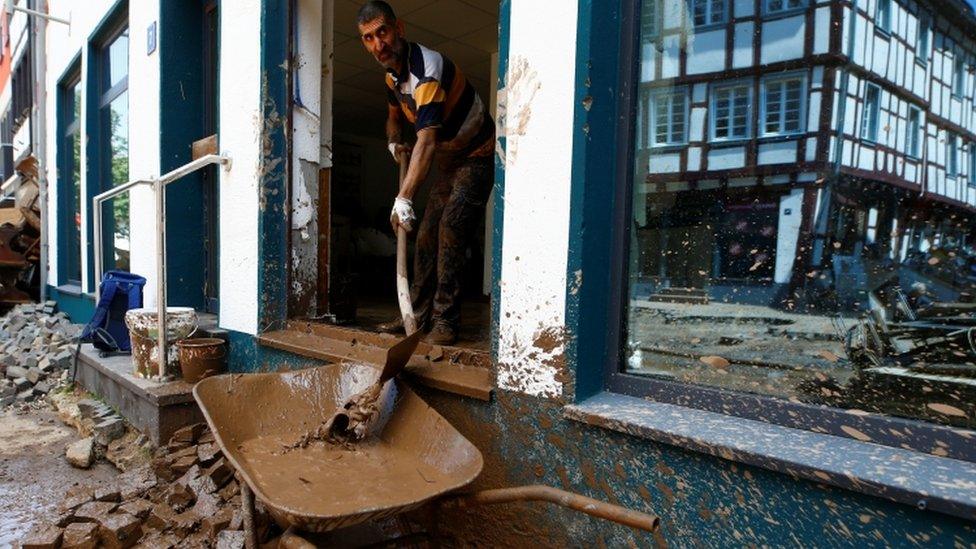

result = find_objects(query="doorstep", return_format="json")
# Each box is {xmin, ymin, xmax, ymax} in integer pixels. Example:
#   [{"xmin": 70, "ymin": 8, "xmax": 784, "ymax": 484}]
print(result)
[
  {"xmin": 258, "ymin": 320, "xmax": 495, "ymax": 401},
  {"xmin": 74, "ymin": 344, "xmax": 203, "ymax": 445}
]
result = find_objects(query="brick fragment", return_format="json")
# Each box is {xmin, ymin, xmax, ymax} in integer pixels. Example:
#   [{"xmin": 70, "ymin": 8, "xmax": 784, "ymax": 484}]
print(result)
[
  {"xmin": 119, "ymin": 498, "xmax": 153, "ymax": 519},
  {"xmin": 98, "ymin": 512, "xmax": 143, "ymax": 549},
  {"xmin": 19, "ymin": 522, "xmax": 63, "ymax": 549},
  {"xmin": 169, "ymin": 423, "xmax": 206, "ymax": 445},
  {"xmin": 196, "ymin": 442, "xmax": 221, "ymax": 466},
  {"xmin": 61, "ymin": 521, "xmax": 99, "ymax": 549},
  {"xmin": 94, "ymin": 486, "xmax": 121, "ymax": 502},
  {"xmin": 60, "ymin": 485, "xmax": 94, "ymax": 513},
  {"xmin": 73, "ymin": 500, "xmax": 118, "ymax": 523}
]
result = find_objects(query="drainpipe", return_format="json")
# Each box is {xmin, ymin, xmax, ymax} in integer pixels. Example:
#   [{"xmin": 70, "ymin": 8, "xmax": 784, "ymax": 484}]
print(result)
[{"xmin": 32, "ymin": 0, "xmax": 48, "ymax": 302}]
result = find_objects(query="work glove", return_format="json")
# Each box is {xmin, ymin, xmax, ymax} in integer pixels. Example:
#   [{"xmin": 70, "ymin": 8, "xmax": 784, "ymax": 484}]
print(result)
[
  {"xmin": 390, "ymin": 197, "xmax": 415, "ymax": 233},
  {"xmin": 387, "ymin": 142, "xmax": 411, "ymax": 163}
]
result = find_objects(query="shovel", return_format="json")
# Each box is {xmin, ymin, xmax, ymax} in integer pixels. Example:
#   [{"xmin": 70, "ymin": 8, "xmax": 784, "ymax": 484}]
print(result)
[{"xmin": 325, "ymin": 149, "xmax": 420, "ymax": 442}]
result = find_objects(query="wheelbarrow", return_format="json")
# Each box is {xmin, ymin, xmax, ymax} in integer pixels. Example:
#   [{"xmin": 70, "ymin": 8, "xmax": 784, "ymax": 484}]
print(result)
[{"xmin": 193, "ymin": 361, "xmax": 660, "ymax": 547}]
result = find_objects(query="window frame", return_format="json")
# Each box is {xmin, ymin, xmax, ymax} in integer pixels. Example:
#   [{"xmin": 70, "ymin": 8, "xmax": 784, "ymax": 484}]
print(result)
[
  {"xmin": 594, "ymin": 0, "xmax": 976, "ymax": 467},
  {"xmin": 759, "ymin": 72, "xmax": 806, "ymax": 137},
  {"xmin": 952, "ymin": 55, "xmax": 965, "ymax": 98},
  {"xmin": 970, "ymin": 143, "xmax": 976, "ymax": 188},
  {"xmin": 648, "ymin": 86, "xmax": 689, "ymax": 147},
  {"xmin": 762, "ymin": 0, "xmax": 806, "ymax": 17},
  {"xmin": 861, "ymin": 83, "xmax": 881, "ymax": 143},
  {"xmin": 709, "ymin": 80, "xmax": 753, "ymax": 142},
  {"xmin": 96, "ymin": 20, "xmax": 129, "ymax": 273},
  {"xmin": 689, "ymin": 0, "xmax": 728, "ymax": 28},
  {"xmin": 915, "ymin": 10, "xmax": 929, "ymax": 66},
  {"xmin": 947, "ymin": 132, "xmax": 958, "ymax": 178},
  {"xmin": 875, "ymin": 0, "xmax": 891, "ymax": 34},
  {"xmin": 640, "ymin": 0, "xmax": 658, "ymax": 42},
  {"xmin": 906, "ymin": 105, "xmax": 921, "ymax": 159},
  {"xmin": 56, "ymin": 57, "xmax": 83, "ymax": 287}
]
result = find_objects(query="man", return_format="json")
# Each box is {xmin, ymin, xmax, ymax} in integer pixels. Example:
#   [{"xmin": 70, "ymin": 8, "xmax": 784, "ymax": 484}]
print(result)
[{"xmin": 357, "ymin": 1, "xmax": 494, "ymax": 345}]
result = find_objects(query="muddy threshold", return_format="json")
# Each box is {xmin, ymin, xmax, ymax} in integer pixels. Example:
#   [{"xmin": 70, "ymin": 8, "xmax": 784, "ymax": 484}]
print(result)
[{"xmin": 193, "ymin": 363, "xmax": 483, "ymax": 532}]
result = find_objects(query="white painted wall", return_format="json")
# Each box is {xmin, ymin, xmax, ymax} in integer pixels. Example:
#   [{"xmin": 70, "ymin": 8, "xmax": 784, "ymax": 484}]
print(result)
[
  {"xmin": 495, "ymin": 1, "xmax": 578, "ymax": 398},
  {"xmin": 775, "ymin": 189, "xmax": 804, "ymax": 284},
  {"xmin": 45, "ymin": 0, "xmax": 160, "ymax": 298},
  {"xmin": 217, "ymin": 0, "xmax": 262, "ymax": 334}
]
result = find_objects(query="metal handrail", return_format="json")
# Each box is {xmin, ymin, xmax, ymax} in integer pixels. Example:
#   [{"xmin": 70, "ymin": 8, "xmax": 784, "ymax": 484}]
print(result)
[{"xmin": 93, "ymin": 153, "xmax": 231, "ymax": 379}]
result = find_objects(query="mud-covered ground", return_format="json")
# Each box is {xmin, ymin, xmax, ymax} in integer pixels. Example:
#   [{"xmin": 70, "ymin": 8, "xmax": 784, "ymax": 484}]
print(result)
[
  {"xmin": 626, "ymin": 300, "xmax": 855, "ymax": 398},
  {"xmin": 0, "ymin": 407, "xmax": 117, "ymax": 547}
]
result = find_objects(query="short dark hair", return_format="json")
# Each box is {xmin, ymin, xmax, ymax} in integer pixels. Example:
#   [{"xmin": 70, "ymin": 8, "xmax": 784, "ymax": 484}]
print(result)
[{"xmin": 357, "ymin": 1, "xmax": 397, "ymax": 27}]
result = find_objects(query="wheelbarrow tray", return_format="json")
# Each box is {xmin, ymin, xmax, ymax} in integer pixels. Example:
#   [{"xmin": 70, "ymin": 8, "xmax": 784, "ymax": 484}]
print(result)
[{"xmin": 192, "ymin": 363, "xmax": 484, "ymax": 533}]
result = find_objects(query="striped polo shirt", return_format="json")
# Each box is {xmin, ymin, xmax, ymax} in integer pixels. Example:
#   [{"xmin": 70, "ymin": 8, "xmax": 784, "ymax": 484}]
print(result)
[{"xmin": 385, "ymin": 41, "xmax": 494, "ymax": 158}]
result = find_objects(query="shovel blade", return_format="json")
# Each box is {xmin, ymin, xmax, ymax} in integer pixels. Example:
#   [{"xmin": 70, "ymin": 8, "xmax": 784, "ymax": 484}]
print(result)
[{"xmin": 380, "ymin": 329, "xmax": 424, "ymax": 383}]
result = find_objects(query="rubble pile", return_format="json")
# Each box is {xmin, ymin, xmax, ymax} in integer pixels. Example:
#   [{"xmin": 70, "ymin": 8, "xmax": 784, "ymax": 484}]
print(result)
[
  {"xmin": 0, "ymin": 301, "xmax": 78, "ymax": 408},
  {"xmin": 51, "ymin": 394, "xmax": 144, "ymax": 471},
  {"xmin": 20, "ymin": 423, "xmax": 278, "ymax": 549}
]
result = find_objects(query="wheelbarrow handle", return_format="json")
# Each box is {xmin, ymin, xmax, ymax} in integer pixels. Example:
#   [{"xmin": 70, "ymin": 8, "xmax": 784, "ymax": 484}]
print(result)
[{"xmin": 440, "ymin": 485, "xmax": 660, "ymax": 533}]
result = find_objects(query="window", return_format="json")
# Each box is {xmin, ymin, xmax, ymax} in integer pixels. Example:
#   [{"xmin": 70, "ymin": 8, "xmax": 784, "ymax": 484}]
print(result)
[
  {"xmin": 761, "ymin": 75, "xmax": 804, "ymax": 136},
  {"xmin": 711, "ymin": 83, "xmax": 751, "ymax": 140},
  {"xmin": 58, "ymin": 70, "xmax": 83, "ymax": 285},
  {"xmin": 875, "ymin": 0, "xmax": 891, "ymax": 33},
  {"xmin": 764, "ymin": 0, "xmax": 804, "ymax": 15},
  {"xmin": 641, "ymin": 0, "xmax": 657, "ymax": 41},
  {"xmin": 916, "ymin": 11, "xmax": 929, "ymax": 64},
  {"xmin": 96, "ymin": 24, "xmax": 130, "ymax": 271},
  {"xmin": 617, "ymin": 0, "xmax": 975, "ymax": 452},
  {"xmin": 906, "ymin": 106, "xmax": 921, "ymax": 158},
  {"xmin": 953, "ymin": 56, "xmax": 965, "ymax": 97},
  {"xmin": 947, "ymin": 132, "xmax": 958, "ymax": 177},
  {"xmin": 649, "ymin": 88, "xmax": 688, "ymax": 146},
  {"xmin": 861, "ymin": 83, "xmax": 880, "ymax": 142},
  {"xmin": 690, "ymin": 0, "xmax": 726, "ymax": 27},
  {"xmin": 971, "ymin": 144, "xmax": 976, "ymax": 188}
]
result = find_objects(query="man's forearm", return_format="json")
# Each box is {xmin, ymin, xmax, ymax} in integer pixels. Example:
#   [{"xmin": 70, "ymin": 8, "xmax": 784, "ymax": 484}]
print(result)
[
  {"xmin": 398, "ymin": 128, "xmax": 436, "ymax": 200},
  {"xmin": 386, "ymin": 109, "xmax": 402, "ymax": 144}
]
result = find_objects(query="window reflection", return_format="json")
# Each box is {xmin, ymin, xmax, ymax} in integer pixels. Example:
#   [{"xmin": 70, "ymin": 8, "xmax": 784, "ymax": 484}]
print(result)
[{"xmin": 626, "ymin": 0, "xmax": 976, "ymax": 428}]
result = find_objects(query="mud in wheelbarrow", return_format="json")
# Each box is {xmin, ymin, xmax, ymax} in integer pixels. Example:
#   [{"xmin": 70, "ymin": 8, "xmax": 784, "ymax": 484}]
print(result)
[
  {"xmin": 194, "ymin": 362, "xmax": 659, "ymax": 542},
  {"xmin": 193, "ymin": 362, "xmax": 484, "ymax": 533}
]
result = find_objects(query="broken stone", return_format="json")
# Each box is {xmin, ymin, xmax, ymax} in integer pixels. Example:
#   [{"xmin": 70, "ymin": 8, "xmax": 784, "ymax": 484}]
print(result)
[
  {"xmin": 170, "ymin": 423, "xmax": 207, "ymax": 445},
  {"xmin": 17, "ymin": 388, "xmax": 37, "ymax": 402},
  {"xmin": 61, "ymin": 485, "xmax": 95, "ymax": 513},
  {"xmin": 197, "ymin": 430, "xmax": 215, "ymax": 445},
  {"xmin": 0, "ymin": 384, "xmax": 14, "ymax": 398},
  {"xmin": 12, "ymin": 377, "xmax": 31, "ymax": 392},
  {"xmin": 119, "ymin": 498, "xmax": 153, "ymax": 520},
  {"xmin": 196, "ymin": 442, "xmax": 221, "ymax": 466},
  {"xmin": 19, "ymin": 522, "xmax": 64, "ymax": 549},
  {"xmin": 170, "ymin": 455, "xmax": 198, "ymax": 476},
  {"xmin": 164, "ymin": 483, "xmax": 195, "ymax": 511},
  {"xmin": 145, "ymin": 503, "xmax": 179, "ymax": 531},
  {"xmin": 25, "ymin": 366, "xmax": 43, "ymax": 384},
  {"xmin": 216, "ymin": 530, "xmax": 245, "ymax": 549},
  {"xmin": 151, "ymin": 456, "xmax": 178, "ymax": 482},
  {"xmin": 5, "ymin": 365, "xmax": 27, "ymax": 379},
  {"xmin": 94, "ymin": 417, "xmax": 126, "ymax": 446},
  {"xmin": 136, "ymin": 532, "xmax": 181, "ymax": 549},
  {"xmin": 77, "ymin": 399, "xmax": 102, "ymax": 419},
  {"xmin": 201, "ymin": 506, "xmax": 233, "ymax": 540},
  {"xmin": 217, "ymin": 480, "xmax": 240, "ymax": 502},
  {"xmin": 188, "ymin": 471, "xmax": 218, "ymax": 497},
  {"xmin": 98, "ymin": 512, "xmax": 143, "ymax": 549},
  {"xmin": 94, "ymin": 486, "xmax": 121, "ymax": 503},
  {"xmin": 206, "ymin": 458, "xmax": 234, "ymax": 489},
  {"xmin": 24, "ymin": 355, "xmax": 39, "ymax": 369},
  {"xmin": 61, "ymin": 521, "xmax": 99, "ymax": 549},
  {"xmin": 66, "ymin": 437, "xmax": 95, "ymax": 469},
  {"xmin": 34, "ymin": 380, "xmax": 54, "ymax": 395},
  {"xmin": 73, "ymin": 500, "xmax": 118, "ymax": 523}
]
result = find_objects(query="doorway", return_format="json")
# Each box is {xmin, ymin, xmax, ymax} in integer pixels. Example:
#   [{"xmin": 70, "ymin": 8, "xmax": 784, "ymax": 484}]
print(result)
[{"xmin": 324, "ymin": 0, "xmax": 499, "ymax": 348}]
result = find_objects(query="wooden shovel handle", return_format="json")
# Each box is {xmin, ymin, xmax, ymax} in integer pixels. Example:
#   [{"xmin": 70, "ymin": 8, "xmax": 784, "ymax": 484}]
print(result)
[{"xmin": 397, "ymin": 151, "xmax": 418, "ymax": 335}]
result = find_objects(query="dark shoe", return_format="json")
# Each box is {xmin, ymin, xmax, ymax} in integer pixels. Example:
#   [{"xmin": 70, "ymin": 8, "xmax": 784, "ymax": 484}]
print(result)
[
  {"xmin": 425, "ymin": 320, "xmax": 457, "ymax": 345},
  {"xmin": 376, "ymin": 317, "xmax": 405, "ymax": 334}
]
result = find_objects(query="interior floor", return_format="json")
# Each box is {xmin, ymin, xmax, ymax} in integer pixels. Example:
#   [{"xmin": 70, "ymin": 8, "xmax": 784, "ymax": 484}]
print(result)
[{"xmin": 353, "ymin": 295, "xmax": 490, "ymax": 351}]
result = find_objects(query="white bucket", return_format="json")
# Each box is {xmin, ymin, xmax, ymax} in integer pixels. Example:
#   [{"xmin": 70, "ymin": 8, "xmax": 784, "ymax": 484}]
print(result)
[{"xmin": 125, "ymin": 307, "xmax": 198, "ymax": 379}]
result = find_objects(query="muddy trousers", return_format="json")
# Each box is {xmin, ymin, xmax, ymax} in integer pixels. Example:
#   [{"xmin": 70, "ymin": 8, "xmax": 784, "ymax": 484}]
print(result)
[{"xmin": 410, "ymin": 155, "xmax": 493, "ymax": 330}]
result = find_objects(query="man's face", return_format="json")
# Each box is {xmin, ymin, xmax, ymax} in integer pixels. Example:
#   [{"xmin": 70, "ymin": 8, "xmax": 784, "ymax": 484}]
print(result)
[{"xmin": 359, "ymin": 16, "xmax": 405, "ymax": 71}]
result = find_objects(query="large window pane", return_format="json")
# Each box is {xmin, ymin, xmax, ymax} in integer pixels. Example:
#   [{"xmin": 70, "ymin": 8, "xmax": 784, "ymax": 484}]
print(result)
[
  {"xmin": 109, "ymin": 90, "xmax": 129, "ymax": 271},
  {"xmin": 626, "ymin": 0, "xmax": 975, "ymax": 429},
  {"xmin": 107, "ymin": 30, "xmax": 128, "ymax": 88}
]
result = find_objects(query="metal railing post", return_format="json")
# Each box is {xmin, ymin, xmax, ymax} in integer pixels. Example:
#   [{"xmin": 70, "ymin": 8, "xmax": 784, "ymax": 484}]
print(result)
[
  {"xmin": 155, "ymin": 179, "xmax": 168, "ymax": 378},
  {"xmin": 89, "ymin": 154, "xmax": 230, "ymax": 379}
]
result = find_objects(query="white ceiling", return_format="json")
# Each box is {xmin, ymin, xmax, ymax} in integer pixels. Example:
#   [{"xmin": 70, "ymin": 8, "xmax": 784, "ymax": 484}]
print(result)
[{"xmin": 331, "ymin": 0, "xmax": 499, "ymax": 136}]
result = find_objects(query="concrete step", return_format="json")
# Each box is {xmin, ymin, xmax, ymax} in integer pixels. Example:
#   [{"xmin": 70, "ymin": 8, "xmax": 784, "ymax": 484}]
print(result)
[
  {"xmin": 75, "ymin": 345, "xmax": 203, "ymax": 445},
  {"xmin": 258, "ymin": 321, "xmax": 494, "ymax": 401}
]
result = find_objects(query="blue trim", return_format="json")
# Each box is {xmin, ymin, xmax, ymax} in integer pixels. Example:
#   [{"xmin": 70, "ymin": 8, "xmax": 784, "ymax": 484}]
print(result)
[
  {"xmin": 256, "ymin": 0, "xmax": 290, "ymax": 331},
  {"xmin": 565, "ymin": 0, "xmax": 625, "ymax": 400},
  {"xmin": 55, "ymin": 53, "xmax": 82, "ymax": 287},
  {"xmin": 159, "ymin": 2, "xmax": 210, "ymax": 310},
  {"xmin": 489, "ymin": 0, "xmax": 511, "ymax": 363},
  {"xmin": 225, "ymin": 329, "xmax": 321, "ymax": 373},
  {"xmin": 46, "ymin": 285, "xmax": 96, "ymax": 324},
  {"xmin": 84, "ymin": 0, "xmax": 129, "ymax": 292}
]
